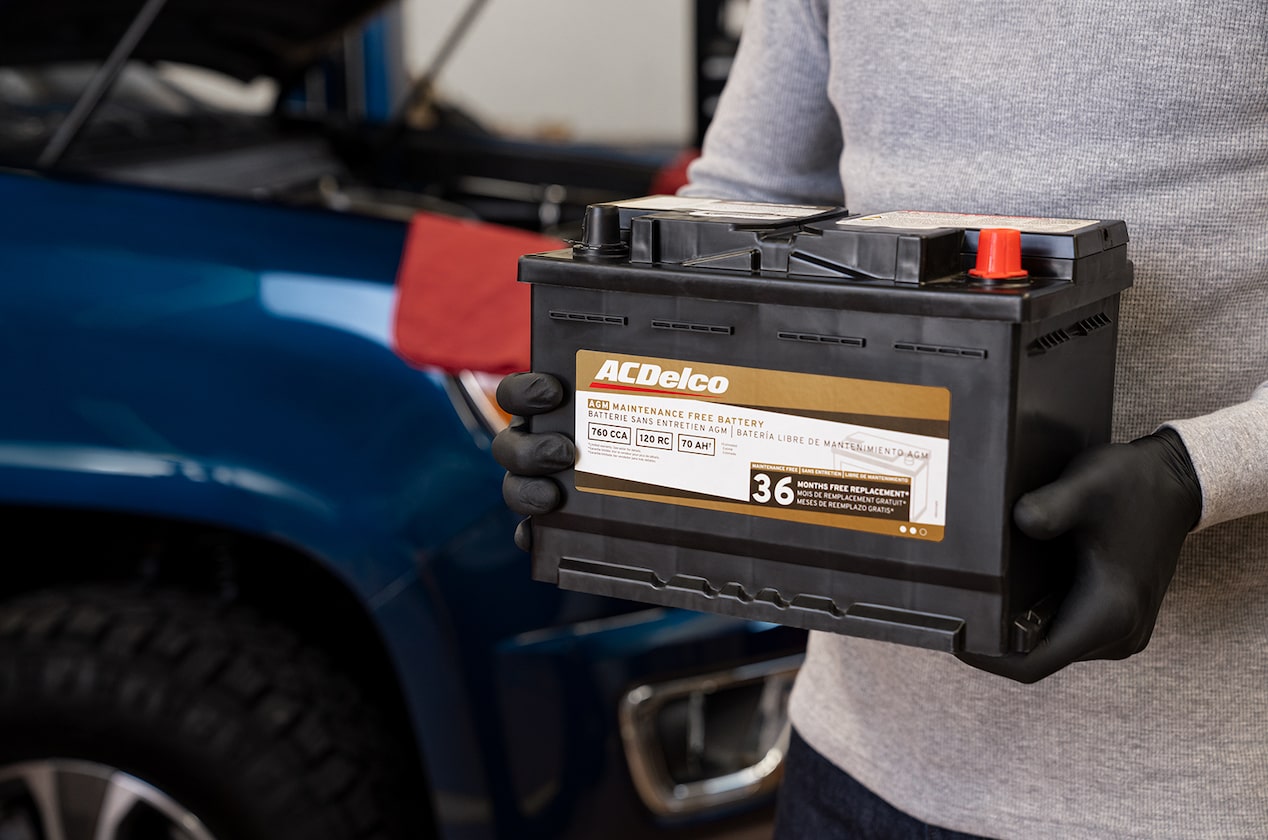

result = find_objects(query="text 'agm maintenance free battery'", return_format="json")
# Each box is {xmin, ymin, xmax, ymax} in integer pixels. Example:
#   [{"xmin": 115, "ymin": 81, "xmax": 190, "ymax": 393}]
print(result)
[{"xmin": 520, "ymin": 196, "xmax": 1132, "ymax": 656}]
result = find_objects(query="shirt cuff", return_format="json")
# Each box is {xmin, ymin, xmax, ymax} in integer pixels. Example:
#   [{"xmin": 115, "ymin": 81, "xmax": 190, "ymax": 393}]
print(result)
[{"xmin": 1161, "ymin": 382, "xmax": 1268, "ymax": 530}]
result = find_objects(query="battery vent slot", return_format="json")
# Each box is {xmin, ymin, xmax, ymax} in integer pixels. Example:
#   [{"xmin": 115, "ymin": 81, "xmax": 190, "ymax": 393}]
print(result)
[
  {"xmin": 651, "ymin": 320, "xmax": 734, "ymax": 335},
  {"xmin": 1029, "ymin": 311, "xmax": 1113, "ymax": 354},
  {"xmin": 894, "ymin": 342, "xmax": 987, "ymax": 359},
  {"xmin": 1030, "ymin": 329, "xmax": 1071, "ymax": 354},
  {"xmin": 1071, "ymin": 312, "xmax": 1112, "ymax": 335},
  {"xmin": 778, "ymin": 331, "xmax": 866, "ymax": 348},
  {"xmin": 549, "ymin": 310, "xmax": 627, "ymax": 325}
]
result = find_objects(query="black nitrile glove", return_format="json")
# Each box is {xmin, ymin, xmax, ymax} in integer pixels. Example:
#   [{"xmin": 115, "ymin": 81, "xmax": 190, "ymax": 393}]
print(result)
[
  {"xmin": 491, "ymin": 372, "xmax": 574, "ymax": 550},
  {"xmin": 959, "ymin": 427, "xmax": 1202, "ymax": 683}
]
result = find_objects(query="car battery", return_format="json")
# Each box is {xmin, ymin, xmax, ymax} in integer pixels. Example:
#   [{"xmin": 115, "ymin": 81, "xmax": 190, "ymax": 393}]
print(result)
[{"xmin": 519, "ymin": 196, "xmax": 1132, "ymax": 656}]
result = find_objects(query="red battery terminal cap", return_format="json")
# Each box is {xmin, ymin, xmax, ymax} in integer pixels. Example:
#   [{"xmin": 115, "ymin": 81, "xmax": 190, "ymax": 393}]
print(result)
[{"xmin": 969, "ymin": 228, "xmax": 1029, "ymax": 280}]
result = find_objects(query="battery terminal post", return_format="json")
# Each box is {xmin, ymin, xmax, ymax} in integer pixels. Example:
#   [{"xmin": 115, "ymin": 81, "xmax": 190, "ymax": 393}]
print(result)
[
  {"xmin": 969, "ymin": 227, "xmax": 1030, "ymax": 281},
  {"xmin": 573, "ymin": 203, "xmax": 629, "ymax": 260}
]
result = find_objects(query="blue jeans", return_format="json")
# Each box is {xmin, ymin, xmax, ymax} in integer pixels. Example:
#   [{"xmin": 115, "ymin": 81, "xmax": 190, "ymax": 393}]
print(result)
[{"xmin": 773, "ymin": 728, "xmax": 991, "ymax": 840}]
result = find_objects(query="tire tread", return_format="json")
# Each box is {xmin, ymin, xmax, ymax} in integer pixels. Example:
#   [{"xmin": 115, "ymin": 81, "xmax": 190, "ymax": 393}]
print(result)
[{"xmin": 0, "ymin": 587, "xmax": 427, "ymax": 840}]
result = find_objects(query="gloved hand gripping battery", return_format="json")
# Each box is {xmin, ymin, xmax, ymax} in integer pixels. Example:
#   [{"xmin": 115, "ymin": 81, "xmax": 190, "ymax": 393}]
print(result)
[
  {"xmin": 492, "ymin": 371, "xmax": 1204, "ymax": 682},
  {"xmin": 958, "ymin": 427, "xmax": 1201, "ymax": 682},
  {"xmin": 492, "ymin": 372, "xmax": 575, "ymax": 550}
]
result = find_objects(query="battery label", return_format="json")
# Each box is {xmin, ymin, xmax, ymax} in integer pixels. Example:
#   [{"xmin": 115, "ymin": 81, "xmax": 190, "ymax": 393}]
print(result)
[
  {"xmin": 573, "ymin": 350, "xmax": 950, "ymax": 541},
  {"xmin": 837, "ymin": 210, "xmax": 1097, "ymax": 233}
]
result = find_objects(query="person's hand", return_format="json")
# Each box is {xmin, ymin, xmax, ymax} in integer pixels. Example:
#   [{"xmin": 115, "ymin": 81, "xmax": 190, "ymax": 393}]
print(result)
[
  {"xmin": 959, "ymin": 428, "xmax": 1201, "ymax": 683},
  {"xmin": 490, "ymin": 372, "xmax": 575, "ymax": 550}
]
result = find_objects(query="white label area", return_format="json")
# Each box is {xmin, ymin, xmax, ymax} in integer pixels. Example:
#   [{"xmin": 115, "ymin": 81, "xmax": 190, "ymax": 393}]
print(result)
[
  {"xmin": 575, "ymin": 389, "xmax": 950, "ymax": 541},
  {"xmin": 837, "ymin": 210, "xmax": 1097, "ymax": 233}
]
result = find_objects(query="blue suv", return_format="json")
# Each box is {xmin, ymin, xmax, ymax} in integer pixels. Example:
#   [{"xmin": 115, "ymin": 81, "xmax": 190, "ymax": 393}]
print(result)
[{"xmin": 0, "ymin": 2, "xmax": 805, "ymax": 839}]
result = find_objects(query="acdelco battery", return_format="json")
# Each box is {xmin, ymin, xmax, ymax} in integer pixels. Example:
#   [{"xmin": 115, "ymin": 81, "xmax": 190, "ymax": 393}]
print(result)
[{"xmin": 519, "ymin": 196, "xmax": 1132, "ymax": 656}]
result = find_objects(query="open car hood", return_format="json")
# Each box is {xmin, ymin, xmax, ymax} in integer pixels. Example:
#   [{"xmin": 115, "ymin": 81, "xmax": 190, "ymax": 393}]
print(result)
[{"xmin": 0, "ymin": 0, "xmax": 392, "ymax": 81}]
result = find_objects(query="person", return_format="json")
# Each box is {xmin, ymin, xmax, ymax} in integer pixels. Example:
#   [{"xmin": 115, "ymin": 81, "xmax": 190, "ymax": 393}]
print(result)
[{"xmin": 493, "ymin": 2, "xmax": 1268, "ymax": 836}]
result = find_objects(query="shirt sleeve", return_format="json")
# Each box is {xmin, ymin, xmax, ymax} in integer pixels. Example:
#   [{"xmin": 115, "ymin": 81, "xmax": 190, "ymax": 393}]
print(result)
[
  {"xmin": 680, "ymin": 0, "xmax": 844, "ymax": 206},
  {"xmin": 1163, "ymin": 380, "xmax": 1268, "ymax": 530}
]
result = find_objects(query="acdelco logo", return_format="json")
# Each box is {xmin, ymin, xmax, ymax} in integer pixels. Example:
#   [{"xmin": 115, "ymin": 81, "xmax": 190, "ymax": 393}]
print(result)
[{"xmin": 594, "ymin": 359, "xmax": 730, "ymax": 394}]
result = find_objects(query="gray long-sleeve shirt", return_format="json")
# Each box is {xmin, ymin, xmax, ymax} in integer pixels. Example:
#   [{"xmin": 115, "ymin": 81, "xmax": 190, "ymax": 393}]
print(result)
[{"xmin": 683, "ymin": 2, "xmax": 1268, "ymax": 837}]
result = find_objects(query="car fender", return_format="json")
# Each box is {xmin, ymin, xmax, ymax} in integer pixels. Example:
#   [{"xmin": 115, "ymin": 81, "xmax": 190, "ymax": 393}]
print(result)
[{"xmin": 0, "ymin": 172, "xmax": 521, "ymax": 835}]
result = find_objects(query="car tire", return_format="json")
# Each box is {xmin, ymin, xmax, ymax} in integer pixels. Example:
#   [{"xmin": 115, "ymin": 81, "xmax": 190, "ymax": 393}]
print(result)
[{"xmin": 0, "ymin": 586, "xmax": 429, "ymax": 840}]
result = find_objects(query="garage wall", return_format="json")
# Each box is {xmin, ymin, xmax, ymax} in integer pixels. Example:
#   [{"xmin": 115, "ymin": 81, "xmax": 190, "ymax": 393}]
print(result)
[{"xmin": 400, "ymin": 0, "xmax": 695, "ymax": 145}]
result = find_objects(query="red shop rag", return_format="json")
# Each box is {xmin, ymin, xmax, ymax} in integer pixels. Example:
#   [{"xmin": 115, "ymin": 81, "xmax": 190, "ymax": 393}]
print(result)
[{"xmin": 391, "ymin": 212, "xmax": 568, "ymax": 374}]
